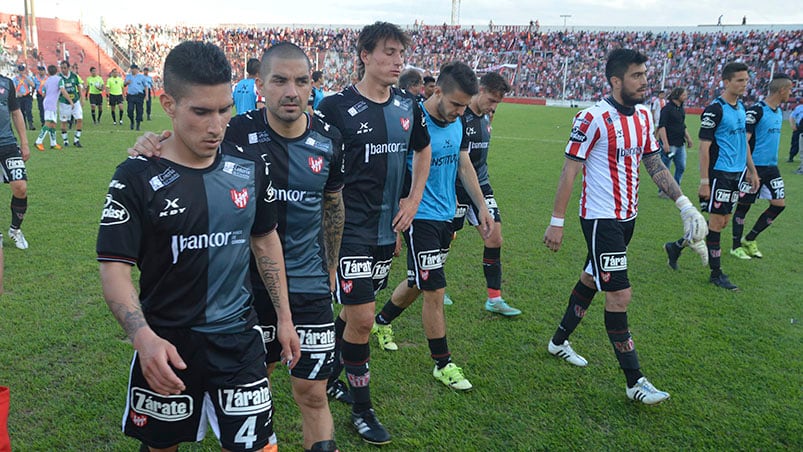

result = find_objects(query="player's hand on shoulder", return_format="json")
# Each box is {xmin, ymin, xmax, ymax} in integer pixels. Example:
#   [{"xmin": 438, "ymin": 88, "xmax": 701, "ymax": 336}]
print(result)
[{"xmin": 128, "ymin": 130, "xmax": 170, "ymax": 158}]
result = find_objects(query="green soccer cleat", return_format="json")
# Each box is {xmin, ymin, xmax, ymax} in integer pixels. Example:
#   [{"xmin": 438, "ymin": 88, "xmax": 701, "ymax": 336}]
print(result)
[
  {"xmin": 433, "ymin": 362, "xmax": 473, "ymax": 391},
  {"xmin": 371, "ymin": 322, "xmax": 398, "ymax": 351},
  {"xmin": 740, "ymin": 239, "xmax": 763, "ymax": 258},
  {"xmin": 485, "ymin": 298, "xmax": 521, "ymax": 316},
  {"xmin": 729, "ymin": 247, "xmax": 751, "ymax": 260}
]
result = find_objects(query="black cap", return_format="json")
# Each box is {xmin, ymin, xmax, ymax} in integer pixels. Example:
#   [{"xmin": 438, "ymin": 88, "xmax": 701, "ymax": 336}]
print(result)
[
  {"xmin": 17, "ymin": 64, "xmax": 25, "ymax": 71},
  {"xmin": 143, "ymin": 67, "xmax": 149, "ymax": 71},
  {"xmin": 130, "ymin": 63, "xmax": 139, "ymax": 69}
]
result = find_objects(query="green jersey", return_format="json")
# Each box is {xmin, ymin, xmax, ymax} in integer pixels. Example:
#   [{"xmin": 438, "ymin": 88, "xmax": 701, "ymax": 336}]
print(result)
[
  {"xmin": 58, "ymin": 72, "xmax": 82, "ymax": 103},
  {"xmin": 107, "ymin": 76, "xmax": 124, "ymax": 96},
  {"xmin": 87, "ymin": 75, "xmax": 104, "ymax": 95}
]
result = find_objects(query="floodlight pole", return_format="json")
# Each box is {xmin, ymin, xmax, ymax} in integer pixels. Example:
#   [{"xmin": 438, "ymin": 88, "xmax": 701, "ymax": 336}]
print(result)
[{"xmin": 560, "ymin": 14, "xmax": 571, "ymax": 30}]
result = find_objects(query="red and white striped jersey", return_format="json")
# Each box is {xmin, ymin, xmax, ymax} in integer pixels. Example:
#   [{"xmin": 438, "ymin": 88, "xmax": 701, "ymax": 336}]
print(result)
[{"xmin": 564, "ymin": 98, "xmax": 658, "ymax": 220}]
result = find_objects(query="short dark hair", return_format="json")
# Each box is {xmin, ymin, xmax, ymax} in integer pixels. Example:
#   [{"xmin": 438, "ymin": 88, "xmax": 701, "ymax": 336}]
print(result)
[
  {"xmin": 246, "ymin": 58, "xmax": 261, "ymax": 76},
  {"xmin": 479, "ymin": 72, "xmax": 510, "ymax": 95},
  {"xmin": 47, "ymin": 65, "xmax": 57, "ymax": 76},
  {"xmin": 90, "ymin": 66, "xmax": 96, "ymax": 72},
  {"xmin": 667, "ymin": 86, "xmax": 686, "ymax": 101},
  {"xmin": 423, "ymin": 75, "xmax": 436, "ymax": 85},
  {"xmin": 605, "ymin": 48, "xmax": 648, "ymax": 85},
  {"xmin": 769, "ymin": 73, "xmax": 792, "ymax": 93},
  {"xmin": 398, "ymin": 69, "xmax": 423, "ymax": 91},
  {"xmin": 163, "ymin": 41, "xmax": 231, "ymax": 101},
  {"xmin": 436, "ymin": 61, "xmax": 479, "ymax": 97},
  {"xmin": 312, "ymin": 70, "xmax": 324, "ymax": 82},
  {"xmin": 260, "ymin": 42, "xmax": 311, "ymax": 78},
  {"xmin": 722, "ymin": 62, "xmax": 749, "ymax": 81},
  {"xmin": 356, "ymin": 22, "xmax": 410, "ymax": 76}
]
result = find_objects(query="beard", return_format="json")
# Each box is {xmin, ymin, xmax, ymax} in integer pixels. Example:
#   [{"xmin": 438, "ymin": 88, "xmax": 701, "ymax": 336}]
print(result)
[{"xmin": 620, "ymin": 88, "xmax": 646, "ymax": 107}]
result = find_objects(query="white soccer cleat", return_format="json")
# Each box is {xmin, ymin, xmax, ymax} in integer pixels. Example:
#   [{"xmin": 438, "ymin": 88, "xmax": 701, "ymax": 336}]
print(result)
[
  {"xmin": 8, "ymin": 228, "xmax": 28, "ymax": 250},
  {"xmin": 626, "ymin": 377, "xmax": 670, "ymax": 405},
  {"xmin": 548, "ymin": 339, "xmax": 588, "ymax": 367}
]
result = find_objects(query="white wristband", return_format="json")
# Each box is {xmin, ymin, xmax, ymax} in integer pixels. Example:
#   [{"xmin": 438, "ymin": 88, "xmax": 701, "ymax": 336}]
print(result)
[{"xmin": 550, "ymin": 216, "xmax": 565, "ymax": 227}]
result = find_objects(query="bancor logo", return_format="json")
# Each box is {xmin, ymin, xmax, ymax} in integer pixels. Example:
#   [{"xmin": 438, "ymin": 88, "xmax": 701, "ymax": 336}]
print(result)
[{"xmin": 170, "ymin": 231, "xmax": 242, "ymax": 264}]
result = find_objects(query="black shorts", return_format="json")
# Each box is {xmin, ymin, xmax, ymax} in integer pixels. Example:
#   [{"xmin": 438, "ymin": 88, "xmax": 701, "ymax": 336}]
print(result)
[
  {"xmin": 109, "ymin": 94, "xmax": 124, "ymax": 106},
  {"xmin": 124, "ymin": 326, "xmax": 274, "ymax": 451},
  {"xmin": 334, "ymin": 242, "xmax": 395, "ymax": 305},
  {"xmin": 738, "ymin": 166, "xmax": 784, "ymax": 203},
  {"xmin": 252, "ymin": 286, "xmax": 280, "ymax": 365},
  {"xmin": 404, "ymin": 219, "xmax": 452, "ymax": 291},
  {"xmin": 580, "ymin": 217, "xmax": 635, "ymax": 292},
  {"xmin": 452, "ymin": 183, "xmax": 501, "ymax": 232},
  {"xmin": 0, "ymin": 145, "xmax": 27, "ymax": 183},
  {"xmin": 89, "ymin": 93, "xmax": 103, "ymax": 106},
  {"xmin": 708, "ymin": 170, "xmax": 742, "ymax": 215}
]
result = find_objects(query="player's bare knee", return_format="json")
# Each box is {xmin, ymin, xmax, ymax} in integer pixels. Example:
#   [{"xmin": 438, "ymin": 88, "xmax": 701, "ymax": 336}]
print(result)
[
  {"xmin": 9, "ymin": 181, "xmax": 26, "ymax": 198},
  {"xmin": 604, "ymin": 289, "xmax": 631, "ymax": 311},
  {"xmin": 579, "ymin": 272, "xmax": 595, "ymax": 288}
]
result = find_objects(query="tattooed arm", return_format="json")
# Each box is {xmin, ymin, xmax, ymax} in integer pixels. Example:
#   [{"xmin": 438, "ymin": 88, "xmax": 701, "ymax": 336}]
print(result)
[
  {"xmin": 323, "ymin": 190, "xmax": 344, "ymax": 291},
  {"xmin": 643, "ymin": 151, "xmax": 682, "ymax": 201},
  {"xmin": 251, "ymin": 230, "xmax": 300, "ymax": 368},
  {"xmin": 99, "ymin": 261, "xmax": 186, "ymax": 395}
]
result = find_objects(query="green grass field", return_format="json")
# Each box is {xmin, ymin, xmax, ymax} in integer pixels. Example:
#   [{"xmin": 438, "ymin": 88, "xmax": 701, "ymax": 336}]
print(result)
[{"xmin": 0, "ymin": 102, "xmax": 801, "ymax": 450}]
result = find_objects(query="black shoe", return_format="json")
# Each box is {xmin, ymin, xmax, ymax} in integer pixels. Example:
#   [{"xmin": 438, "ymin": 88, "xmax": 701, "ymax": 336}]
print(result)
[
  {"xmin": 62, "ymin": 141, "xmax": 69, "ymax": 148},
  {"xmin": 351, "ymin": 408, "xmax": 391, "ymax": 445},
  {"xmin": 73, "ymin": 141, "xmax": 82, "ymax": 148},
  {"xmin": 326, "ymin": 379, "xmax": 353, "ymax": 404},
  {"xmin": 664, "ymin": 242, "xmax": 681, "ymax": 270},
  {"xmin": 130, "ymin": 122, "xmax": 134, "ymax": 130},
  {"xmin": 710, "ymin": 272, "xmax": 738, "ymax": 291},
  {"xmin": 787, "ymin": 158, "xmax": 795, "ymax": 163}
]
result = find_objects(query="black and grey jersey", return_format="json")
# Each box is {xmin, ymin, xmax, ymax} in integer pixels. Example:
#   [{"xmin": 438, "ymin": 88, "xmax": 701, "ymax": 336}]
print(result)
[
  {"xmin": 96, "ymin": 143, "xmax": 277, "ymax": 334},
  {"xmin": 227, "ymin": 110, "xmax": 344, "ymax": 296},
  {"xmin": 0, "ymin": 75, "xmax": 20, "ymax": 147},
  {"xmin": 317, "ymin": 85, "xmax": 430, "ymax": 246},
  {"xmin": 457, "ymin": 106, "xmax": 492, "ymax": 188}
]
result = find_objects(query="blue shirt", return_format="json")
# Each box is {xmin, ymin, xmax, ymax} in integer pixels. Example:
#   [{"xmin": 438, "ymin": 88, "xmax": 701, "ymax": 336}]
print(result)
[
  {"xmin": 699, "ymin": 97, "xmax": 747, "ymax": 173},
  {"xmin": 232, "ymin": 78, "xmax": 258, "ymax": 115},
  {"xmin": 409, "ymin": 104, "xmax": 467, "ymax": 222},
  {"xmin": 791, "ymin": 105, "xmax": 803, "ymax": 127},
  {"xmin": 312, "ymin": 86, "xmax": 325, "ymax": 110},
  {"xmin": 746, "ymin": 101, "xmax": 783, "ymax": 166},
  {"xmin": 125, "ymin": 73, "xmax": 148, "ymax": 95}
]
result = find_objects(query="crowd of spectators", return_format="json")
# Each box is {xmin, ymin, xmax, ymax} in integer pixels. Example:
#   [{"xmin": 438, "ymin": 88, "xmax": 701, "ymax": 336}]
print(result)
[{"xmin": 103, "ymin": 24, "xmax": 801, "ymax": 108}]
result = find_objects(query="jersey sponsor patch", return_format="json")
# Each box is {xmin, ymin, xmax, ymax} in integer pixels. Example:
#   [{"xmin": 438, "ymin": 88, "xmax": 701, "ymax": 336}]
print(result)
[
  {"xmin": 308, "ymin": 156, "xmax": 324, "ymax": 174},
  {"xmin": 770, "ymin": 177, "xmax": 784, "ymax": 189},
  {"xmin": 5, "ymin": 157, "xmax": 25, "ymax": 170},
  {"xmin": 347, "ymin": 101, "xmax": 368, "ymax": 117},
  {"xmin": 745, "ymin": 110, "xmax": 758, "ymax": 125},
  {"xmin": 259, "ymin": 324, "xmax": 276, "ymax": 344},
  {"xmin": 569, "ymin": 126, "xmax": 587, "ymax": 143},
  {"xmin": 149, "ymin": 167, "xmax": 180, "ymax": 191},
  {"xmin": 714, "ymin": 189, "xmax": 738, "ymax": 203},
  {"xmin": 218, "ymin": 378, "xmax": 272, "ymax": 416},
  {"xmin": 372, "ymin": 258, "xmax": 392, "ymax": 281},
  {"xmin": 222, "ymin": 161, "xmax": 252, "ymax": 179},
  {"xmin": 170, "ymin": 230, "xmax": 245, "ymax": 264},
  {"xmin": 130, "ymin": 387, "xmax": 193, "ymax": 422},
  {"xmin": 339, "ymin": 256, "xmax": 372, "ymax": 279},
  {"xmin": 454, "ymin": 204, "xmax": 468, "ymax": 218},
  {"xmin": 100, "ymin": 194, "xmax": 130, "ymax": 226},
  {"xmin": 109, "ymin": 179, "xmax": 126, "ymax": 190},
  {"xmin": 599, "ymin": 252, "xmax": 627, "ymax": 272},
  {"xmin": 159, "ymin": 198, "xmax": 186, "ymax": 217},
  {"xmin": 700, "ymin": 112, "xmax": 717, "ymax": 129}
]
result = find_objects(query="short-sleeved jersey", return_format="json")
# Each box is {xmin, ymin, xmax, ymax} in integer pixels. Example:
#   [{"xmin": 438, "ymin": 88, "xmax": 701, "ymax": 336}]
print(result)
[
  {"xmin": 658, "ymin": 101, "xmax": 687, "ymax": 146},
  {"xmin": 227, "ymin": 110, "xmax": 345, "ymax": 296},
  {"xmin": 86, "ymin": 75, "xmax": 104, "ymax": 95},
  {"xmin": 232, "ymin": 78, "xmax": 258, "ymax": 115},
  {"xmin": 565, "ymin": 97, "xmax": 658, "ymax": 220},
  {"xmin": 96, "ymin": 144, "xmax": 278, "ymax": 334},
  {"xmin": 125, "ymin": 73, "xmax": 148, "ymax": 95},
  {"xmin": 58, "ymin": 72, "xmax": 82, "ymax": 103},
  {"xmin": 0, "ymin": 76, "xmax": 20, "ymax": 147},
  {"xmin": 317, "ymin": 85, "xmax": 430, "ymax": 246},
  {"xmin": 107, "ymin": 76, "xmax": 124, "ymax": 96},
  {"xmin": 406, "ymin": 104, "xmax": 467, "ymax": 221},
  {"xmin": 745, "ymin": 101, "xmax": 783, "ymax": 166},
  {"xmin": 42, "ymin": 76, "xmax": 61, "ymax": 111},
  {"xmin": 457, "ymin": 106, "xmax": 492, "ymax": 188},
  {"xmin": 699, "ymin": 97, "xmax": 748, "ymax": 173},
  {"xmin": 790, "ymin": 105, "xmax": 803, "ymax": 126}
]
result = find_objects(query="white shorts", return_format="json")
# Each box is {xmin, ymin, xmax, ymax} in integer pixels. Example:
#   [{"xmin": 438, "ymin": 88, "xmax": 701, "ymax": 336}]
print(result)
[
  {"xmin": 58, "ymin": 102, "xmax": 83, "ymax": 122},
  {"xmin": 44, "ymin": 110, "xmax": 58, "ymax": 123}
]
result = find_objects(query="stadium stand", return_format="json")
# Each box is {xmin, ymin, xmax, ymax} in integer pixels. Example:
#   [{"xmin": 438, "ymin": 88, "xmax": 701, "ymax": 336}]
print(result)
[{"xmin": 1, "ymin": 12, "xmax": 800, "ymax": 108}]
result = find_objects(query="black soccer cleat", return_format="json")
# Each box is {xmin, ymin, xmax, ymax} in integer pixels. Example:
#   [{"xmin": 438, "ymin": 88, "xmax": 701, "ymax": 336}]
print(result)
[
  {"xmin": 710, "ymin": 272, "xmax": 738, "ymax": 291},
  {"xmin": 664, "ymin": 242, "xmax": 681, "ymax": 270},
  {"xmin": 351, "ymin": 408, "xmax": 391, "ymax": 445},
  {"xmin": 326, "ymin": 379, "xmax": 353, "ymax": 404}
]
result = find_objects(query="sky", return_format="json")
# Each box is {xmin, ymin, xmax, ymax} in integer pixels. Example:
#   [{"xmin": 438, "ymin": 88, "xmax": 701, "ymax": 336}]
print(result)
[{"xmin": 7, "ymin": 0, "xmax": 803, "ymax": 28}]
